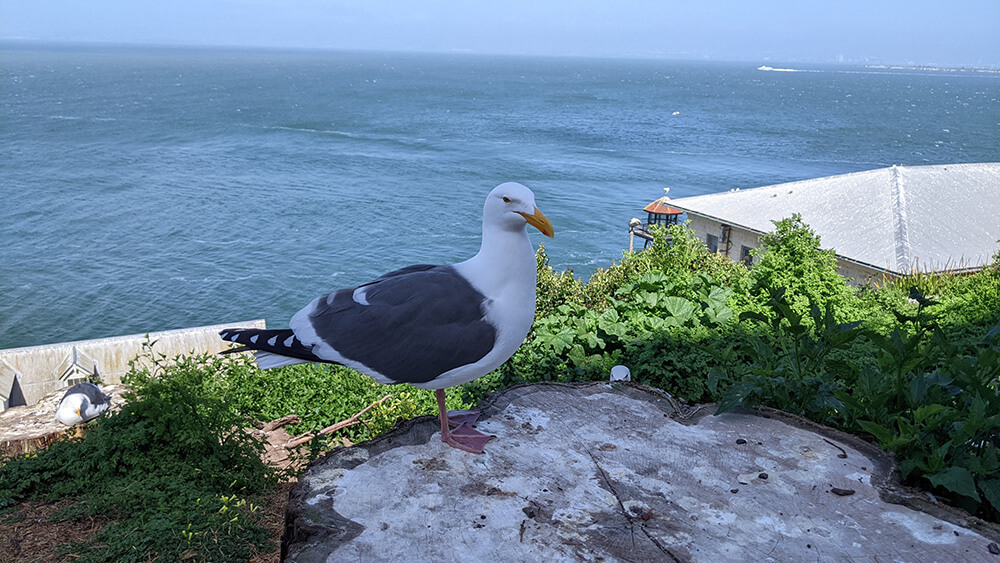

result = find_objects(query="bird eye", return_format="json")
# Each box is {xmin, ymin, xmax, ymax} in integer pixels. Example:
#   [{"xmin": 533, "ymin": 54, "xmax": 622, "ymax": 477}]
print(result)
[{"xmin": 502, "ymin": 196, "xmax": 511, "ymax": 203}]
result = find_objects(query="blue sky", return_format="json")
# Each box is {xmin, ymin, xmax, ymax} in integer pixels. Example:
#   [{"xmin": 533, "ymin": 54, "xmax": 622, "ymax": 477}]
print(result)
[{"xmin": 2, "ymin": 0, "xmax": 998, "ymax": 66}]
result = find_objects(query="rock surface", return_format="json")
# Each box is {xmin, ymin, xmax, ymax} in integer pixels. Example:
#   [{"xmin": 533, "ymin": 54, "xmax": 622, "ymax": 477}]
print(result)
[{"xmin": 284, "ymin": 382, "xmax": 1000, "ymax": 562}]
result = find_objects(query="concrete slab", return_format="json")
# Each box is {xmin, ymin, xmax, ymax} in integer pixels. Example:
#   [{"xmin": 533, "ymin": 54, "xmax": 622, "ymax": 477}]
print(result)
[{"xmin": 283, "ymin": 383, "xmax": 1000, "ymax": 562}]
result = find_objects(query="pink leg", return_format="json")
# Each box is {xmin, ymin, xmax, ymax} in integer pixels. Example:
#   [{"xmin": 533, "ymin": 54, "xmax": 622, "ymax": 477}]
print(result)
[{"xmin": 435, "ymin": 389, "xmax": 493, "ymax": 454}]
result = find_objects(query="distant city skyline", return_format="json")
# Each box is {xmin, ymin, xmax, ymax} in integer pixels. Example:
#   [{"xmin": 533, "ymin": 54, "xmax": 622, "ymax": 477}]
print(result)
[{"xmin": 2, "ymin": 0, "xmax": 999, "ymax": 67}]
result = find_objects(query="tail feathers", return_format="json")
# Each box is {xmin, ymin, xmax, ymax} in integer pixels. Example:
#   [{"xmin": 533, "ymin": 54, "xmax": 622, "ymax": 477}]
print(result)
[{"xmin": 219, "ymin": 328, "xmax": 325, "ymax": 369}]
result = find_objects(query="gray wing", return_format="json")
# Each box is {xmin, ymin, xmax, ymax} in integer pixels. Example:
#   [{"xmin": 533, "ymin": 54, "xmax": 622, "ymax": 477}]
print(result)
[
  {"xmin": 63, "ymin": 382, "xmax": 111, "ymax": 405},
  {"xmin": 302, "ymin": 265, "xmax": 497, "ymax": 384}
]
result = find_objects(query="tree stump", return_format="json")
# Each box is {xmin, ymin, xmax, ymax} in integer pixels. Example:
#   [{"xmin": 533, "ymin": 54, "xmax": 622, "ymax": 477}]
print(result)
[
  {"xmin": 0, "ymin": 385, "xmax": 126, "ymax": 458},
  {"xmin": 283, "ymin": 382, "xmax": 1000, "ymax": 562}
]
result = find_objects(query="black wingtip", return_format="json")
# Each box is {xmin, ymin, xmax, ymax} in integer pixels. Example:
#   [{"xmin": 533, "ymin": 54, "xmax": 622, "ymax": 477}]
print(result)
[{"xmin": 217, "ymin": 327, "xmax": 323, "ymax": 365}]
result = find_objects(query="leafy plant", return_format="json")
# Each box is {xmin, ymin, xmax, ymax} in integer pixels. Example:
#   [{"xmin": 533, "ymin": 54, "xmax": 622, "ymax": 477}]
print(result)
[
  {"xmin": 710, "ymin": 288, "xmax": 864, "ymax": 423},
  {"xmin": 0, "ymin": 349, "xmax": 283, "ymax": 561},
  {"xmin": 750, "ymin": 213, "xmax": 858, "ymax": 319}
]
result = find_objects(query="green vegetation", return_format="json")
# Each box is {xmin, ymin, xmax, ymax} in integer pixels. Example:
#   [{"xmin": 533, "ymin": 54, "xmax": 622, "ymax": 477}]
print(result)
[
  {"xmin": 0, "ymin": 352, "xmax": 281, "ymax": 561},
  {"xmin": 220, "ymin": 359, "xmax": 467, "ymax": 446},
  {"xmin": 2, "ymin": 217, "xmax": 999, "ymax": 559},
  {"xmin": 0, "ymin": 346, "xmax": 468, "ymax": 561},
  {"xmin": 472, "ymin": 220, "xmax": 1000, "ymax": 521}
]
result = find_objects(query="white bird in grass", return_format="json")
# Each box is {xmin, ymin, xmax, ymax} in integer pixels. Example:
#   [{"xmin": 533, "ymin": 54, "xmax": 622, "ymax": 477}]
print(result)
[{"xmin": 220, "ymin": 182, "xmax": 554, "ymax": 453}]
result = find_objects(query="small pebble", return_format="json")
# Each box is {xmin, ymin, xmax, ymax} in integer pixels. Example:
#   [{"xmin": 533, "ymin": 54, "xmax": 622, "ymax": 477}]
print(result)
[
  {"xmin": 758, "ymin": 472, "xmax": 768, "ymax": 480},
  {"xmin": 989, "ymin": 542, "xmax": 1000, "ymax": 555},
  {"xmin": 730, "ymin": 488, "xmax": 739, "ymax": 494},
  {"xmin": 736, "ymin": 438, "xmax": 747, "ymax": 445}
]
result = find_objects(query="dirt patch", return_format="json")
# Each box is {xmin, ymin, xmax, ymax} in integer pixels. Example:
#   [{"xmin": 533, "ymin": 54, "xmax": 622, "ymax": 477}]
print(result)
[
  {"xmin": 0, "ymin": 501, "xmax": 107, "ymax": 563},
  {"xmin": 0, "ymin": 480, "xmax": 294, "ymax": 563},
  {"xmin": 249, "ymin": 481, "xmax": 296, "ymax": 563}
]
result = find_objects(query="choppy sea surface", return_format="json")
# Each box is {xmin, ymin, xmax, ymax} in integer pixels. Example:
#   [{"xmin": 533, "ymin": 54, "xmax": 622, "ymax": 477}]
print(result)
[{"xmin": 2, "ymin": 43, "xmax": 999, "ymax": 348}]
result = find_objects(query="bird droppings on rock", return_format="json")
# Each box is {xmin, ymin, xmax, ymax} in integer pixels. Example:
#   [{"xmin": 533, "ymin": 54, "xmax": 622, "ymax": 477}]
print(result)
[{"xmin": 283, "ymin": 383, "xmax": 1000, "ymax": 562}]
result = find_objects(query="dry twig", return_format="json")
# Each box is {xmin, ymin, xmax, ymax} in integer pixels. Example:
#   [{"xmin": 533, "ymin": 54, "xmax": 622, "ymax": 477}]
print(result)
[{"xmin": 283, "ymin": 394, "xmax": 392, "ymax": 449}]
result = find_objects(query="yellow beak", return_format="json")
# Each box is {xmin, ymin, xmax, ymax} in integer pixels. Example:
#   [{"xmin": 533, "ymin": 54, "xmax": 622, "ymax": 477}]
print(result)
[{"xmin": 519, "ymin": 207, "xmax": 555, "ymax": 238}]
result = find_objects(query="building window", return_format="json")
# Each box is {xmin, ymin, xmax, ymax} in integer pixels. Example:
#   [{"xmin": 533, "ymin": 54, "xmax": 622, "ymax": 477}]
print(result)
[
  {"xmin": 706, "ymin": 234, "xmax": 719, "ymax": 254},
  {"xmin": 740, "ymin": 245, "xmax": 754, "ymax": 266}
]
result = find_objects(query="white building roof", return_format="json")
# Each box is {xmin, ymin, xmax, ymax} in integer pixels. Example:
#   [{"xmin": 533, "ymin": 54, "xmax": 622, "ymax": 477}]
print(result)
[{"xmin": 667, "ymin": 163, "xmax": 1000, "ymax": 275}]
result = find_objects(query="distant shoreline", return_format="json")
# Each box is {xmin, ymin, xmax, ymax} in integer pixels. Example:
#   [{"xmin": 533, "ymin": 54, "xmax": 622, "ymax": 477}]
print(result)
[
  {"xmin": 2, "ymin": 39, "xmax": 999, "ymax": 71},
  {"xmin": 865, "ymin": 64, "xmax": 1000, "ymax": 74}
]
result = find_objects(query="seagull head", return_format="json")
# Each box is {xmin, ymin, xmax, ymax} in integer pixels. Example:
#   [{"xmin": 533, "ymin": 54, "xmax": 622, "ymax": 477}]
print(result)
[
  {"xmin": 484, "ymin": 182, "xmax": 554, "ymax": 238},
  {"xmin": 55, "ymin": 394, "xmax": 85, "ymax": 425},
  {"xmin": 77, "ymin": 397, "xmax": 90, "ymax": 418}
]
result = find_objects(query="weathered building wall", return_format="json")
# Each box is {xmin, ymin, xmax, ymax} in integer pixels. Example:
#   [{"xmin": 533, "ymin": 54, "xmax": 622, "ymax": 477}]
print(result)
[
  {"xmin": 685, "ymin": 215, "xmax": 760, "ymax": 266},
  {"xmin": 0, "ymin": 320, "xmax": 265, "ymax": 411},
  {"xmin": 684, "ymin": 215, "xmax": 890, "ymax": 286},
  {"xmin": 836, "ymin": 260, "xmax": 893, "ymax": 285}
]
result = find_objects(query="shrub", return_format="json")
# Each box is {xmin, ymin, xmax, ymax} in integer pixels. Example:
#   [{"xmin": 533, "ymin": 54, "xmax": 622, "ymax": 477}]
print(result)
[
  {"xmin": 0, "ymin": 351, "xmax": 282, "ymax": 562},
  {"xmin": 535, "ymin": 243, "xmax": 585, "ymax": 319},
  {"xmin": 750, "ymin": 214, "xmax": 858, "ymax": 319}
]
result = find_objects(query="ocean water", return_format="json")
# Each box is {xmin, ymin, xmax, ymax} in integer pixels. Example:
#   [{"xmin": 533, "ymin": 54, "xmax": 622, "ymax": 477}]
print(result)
[{"xmin": 2, "ymin": 43, "xmax": 999, "ymax": 349}]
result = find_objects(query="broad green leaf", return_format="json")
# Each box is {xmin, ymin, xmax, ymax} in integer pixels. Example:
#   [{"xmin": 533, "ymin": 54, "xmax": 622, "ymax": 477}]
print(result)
[
  {"xmin": 857, "ymin": 420, "xmax": 894, "ymax": 445},
  {"xmin": 583, "ymin": 331, "xmax": 605, "ymax": 350},
  {"xmin": 980, "ymin": 478, "xmax": 1000, "ymax": 512},
  {"xmin": 660, "ymin": 316, "xmax": 680, "ymax": 329},
  {"xmin": 927, "ymin": 466, "xmax": 981, "ymax": 502},
  {"xmin": 648, "ymin": 316, "xmax": 668, "ymax": 331},
  {"xmin": 536, "ymin": 328, "xmax": 576, "ymax": 354},
  {"xmin": 663, "ymin": 296, "xmax": 696, "ymax": 323},
  {"xmin": 643, "ymin": 292, "xmax": 660, "ymax": 308},
  {"xmin": 912, "ymin": 404, "xmax": 948, "ymax": 425},
  {"xmin": 597, "ymin": 311, "xmax": 628, "ymax": 339},
  {"xmin": 567, "ymin": 344, "xmax": 588, "ymax": 367},
  {"xmin": 706, "ymin": 286, "xmax": 730, "ymax": 309}
]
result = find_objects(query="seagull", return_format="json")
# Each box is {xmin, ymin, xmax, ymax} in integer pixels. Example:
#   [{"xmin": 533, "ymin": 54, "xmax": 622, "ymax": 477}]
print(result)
[
  {"xmin": 220, "ymin": 182, "xmax": 554, "ymax": 453},
  {"xmin": 55, "ymin": 381, "xmax": 112, "ymax": 426}
]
